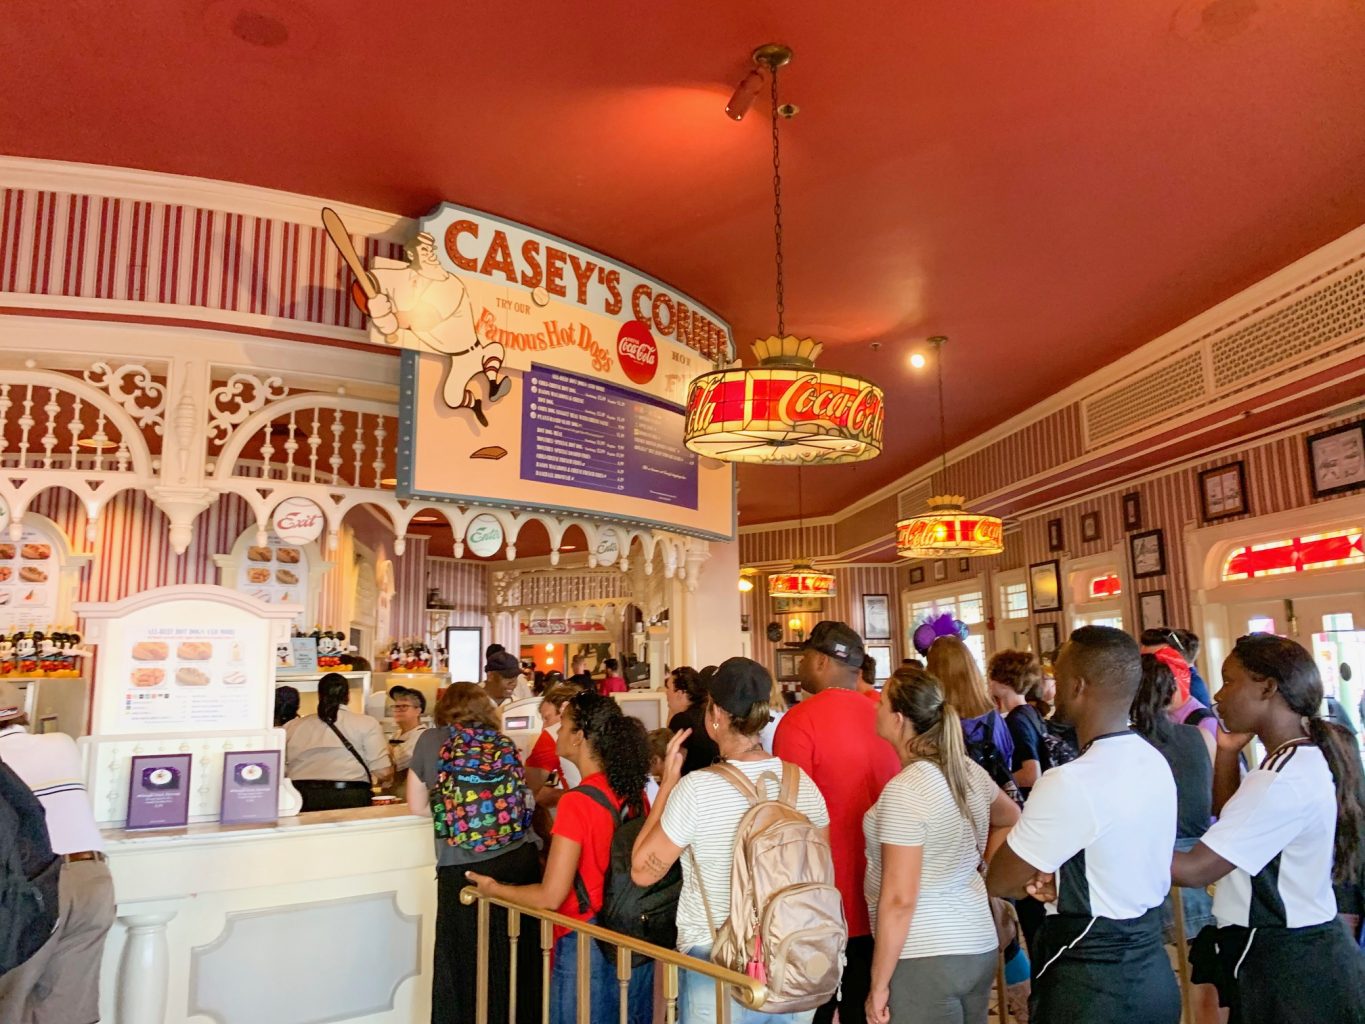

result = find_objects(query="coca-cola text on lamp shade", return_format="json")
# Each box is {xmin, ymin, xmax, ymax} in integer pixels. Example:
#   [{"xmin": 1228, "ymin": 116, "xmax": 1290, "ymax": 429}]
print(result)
[
  {"xmin": 683, "ymin": 336, "xmax": 884, "ymax": 464},
  {"xmin": 897, "ymin": 496, "xmax": 1005, "ymax": 559},
  {"xmin": 767, "ymin": 560, "xmax": 837, "ymax": 598}
]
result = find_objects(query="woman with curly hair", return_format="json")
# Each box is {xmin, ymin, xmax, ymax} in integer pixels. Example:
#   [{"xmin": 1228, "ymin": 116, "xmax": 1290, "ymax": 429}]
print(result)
[
  {"xmin": 1172, "ymin": 633, "xmax": 1365, "ymax": 1022},
  {"xmin": 467, "ymin": 691, "xmax": 654, "ymax": 1024}
]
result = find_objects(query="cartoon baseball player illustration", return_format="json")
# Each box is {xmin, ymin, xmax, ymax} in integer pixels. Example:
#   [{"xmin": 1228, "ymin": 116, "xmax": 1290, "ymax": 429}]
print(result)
[{"xmin": 324, "ymin": 211, "xmax": 511, "ymax": 427}]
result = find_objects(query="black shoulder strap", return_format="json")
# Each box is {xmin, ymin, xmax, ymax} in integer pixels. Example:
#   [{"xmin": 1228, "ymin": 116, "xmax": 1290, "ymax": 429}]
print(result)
[
  {"xmin": 323, "ymin": 717, "xmax": 373, "ymax": 785},
  {"xmin": 1184, "ymin": 706, "xmax": 1216, "ymax": 728},
  {"xmin": 570, "ymin": 783, "xmax": 621, "ymax": 914}
]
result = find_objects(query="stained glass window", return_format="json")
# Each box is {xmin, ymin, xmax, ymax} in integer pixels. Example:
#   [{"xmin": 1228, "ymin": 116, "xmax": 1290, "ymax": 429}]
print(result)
[{"xmin": 1221, "ymin": 530, "xmax": 1364, "ymax": 582}]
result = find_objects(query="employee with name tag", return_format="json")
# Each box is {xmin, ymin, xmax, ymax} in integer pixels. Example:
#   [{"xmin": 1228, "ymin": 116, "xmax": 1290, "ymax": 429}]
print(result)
[
  {"xmin": 0, "ymin": 681, "xmax": 116, "ymax": 1024},
  {"xmin": 988, "ymin": 626, "xmax": 1181, "ymax": 1024}
]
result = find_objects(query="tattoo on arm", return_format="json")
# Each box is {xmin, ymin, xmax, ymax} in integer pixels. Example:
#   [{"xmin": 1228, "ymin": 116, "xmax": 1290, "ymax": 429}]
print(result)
[{"xmin": 643, "ymin": 851, "xmax": 668, "ymax": 879}]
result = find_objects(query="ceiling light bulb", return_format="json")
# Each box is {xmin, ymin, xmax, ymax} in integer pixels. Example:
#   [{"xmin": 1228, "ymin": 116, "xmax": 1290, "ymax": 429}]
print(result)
[
  {"xmin": 379, "ymin": 478, "xmax": 397, "ymax": 487},
  {"xmin": 909, "ymin": 352, "xmax": 926, "ymax": 369},
  {"xmin": 738, "ymin": 576, "xmax": 755, "ymax": 592},
  {"xmin": 546, "ymin": 643, "xmax": 555, "ymax": 652}
]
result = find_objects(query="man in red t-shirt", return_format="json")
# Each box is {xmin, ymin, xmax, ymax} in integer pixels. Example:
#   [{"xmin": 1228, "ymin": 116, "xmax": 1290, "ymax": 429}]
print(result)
[{"xmin": 773, "ymin": 620, "xmax": 899, "ymax": 1024}]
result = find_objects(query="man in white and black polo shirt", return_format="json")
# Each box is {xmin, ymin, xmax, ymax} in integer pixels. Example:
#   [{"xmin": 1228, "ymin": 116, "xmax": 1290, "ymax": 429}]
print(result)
[
  {"xmin": 0, "ymin": 681, "xmax": 116, "ymax": 1024},
  {"xmin": 988, "ymin": 625, "xmax": 1180, "ymax": 1023}
]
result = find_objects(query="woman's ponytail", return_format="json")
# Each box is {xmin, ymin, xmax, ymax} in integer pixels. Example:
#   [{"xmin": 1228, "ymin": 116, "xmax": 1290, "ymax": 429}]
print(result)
[
  {"xmin": 1307, "ymin": 716, "xmax": 1365, "ymax": 885},
  {"xmin": 316, "ymin": 672, "xmax": 350, "ymax": 726},
  {"xmin": 887, "ymin": 667, "xmax": 974, "ymax": 822}
]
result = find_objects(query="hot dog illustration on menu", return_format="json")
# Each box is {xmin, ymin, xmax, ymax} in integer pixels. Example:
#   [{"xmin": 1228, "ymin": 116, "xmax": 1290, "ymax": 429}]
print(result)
[
  {"xmin": 117, "ymin": 624, "xmax": 252, "ymax": 731},
  {"xmin": 0, "ymin": 529, "xmax": 58, "ymax": 632}
]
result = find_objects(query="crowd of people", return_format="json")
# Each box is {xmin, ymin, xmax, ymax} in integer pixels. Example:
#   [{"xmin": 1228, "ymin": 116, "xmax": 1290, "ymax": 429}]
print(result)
[{"xmin": 407, "ymin": 623, "xmax": 1365, "ymax": 1024}]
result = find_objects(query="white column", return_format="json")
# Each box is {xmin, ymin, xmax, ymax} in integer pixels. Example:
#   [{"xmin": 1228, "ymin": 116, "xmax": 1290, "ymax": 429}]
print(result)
[
  {"xmin": 684, "ymin": 540, "xmax": 743, "ymax": 668},
  {"xmin": 115, "ymin": 910, "xmax": 176, "ymax": 1024}
]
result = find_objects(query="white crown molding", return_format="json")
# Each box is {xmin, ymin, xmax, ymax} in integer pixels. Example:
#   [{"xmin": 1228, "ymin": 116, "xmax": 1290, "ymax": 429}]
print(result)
[
  {"xmin": 746, "ymin": 221, "xmax": 1365, "ymax": 536},
  {"xmin": 0, "ymin": 156, "xmax": 414, "ymax": 242}
]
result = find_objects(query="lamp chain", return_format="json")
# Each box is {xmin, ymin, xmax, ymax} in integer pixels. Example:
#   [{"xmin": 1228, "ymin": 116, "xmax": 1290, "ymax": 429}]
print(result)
[
  {"xmin": 770, "ymin": 64, "xmax": 785, "ymax": 338},
  {"xmin": 936, "ymin": 342, "xmax": 948, "ymax": 478}
]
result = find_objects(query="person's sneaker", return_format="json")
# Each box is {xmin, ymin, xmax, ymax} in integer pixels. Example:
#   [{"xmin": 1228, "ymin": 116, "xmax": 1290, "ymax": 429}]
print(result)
[
  {"xmin": 488, "ymin": 376, "xmax": 511, "ymax": 402},
  {"xmin": 470, "ymin": 398, "xmax": 488, "ymax": 427}
]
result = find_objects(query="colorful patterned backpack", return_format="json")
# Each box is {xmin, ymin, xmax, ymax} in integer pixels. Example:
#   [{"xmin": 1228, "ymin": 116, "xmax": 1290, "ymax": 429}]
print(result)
[{"xmin": 431, "ymin": 725, "xmax": 531, "ymax": 853}]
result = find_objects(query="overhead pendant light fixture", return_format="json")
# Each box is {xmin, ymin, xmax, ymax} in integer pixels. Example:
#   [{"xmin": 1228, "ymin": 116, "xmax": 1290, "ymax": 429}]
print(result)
[
  {"xmin": 768, "ymin": 467, "xmax": 836, "ymax": 597},
  {"xmin": 896, "ymin": 337, "xmax": 1005, "ymax": 560},
  {"xmin": 683, "ymin": 45, "xmax": 885, "ymax": 466}
]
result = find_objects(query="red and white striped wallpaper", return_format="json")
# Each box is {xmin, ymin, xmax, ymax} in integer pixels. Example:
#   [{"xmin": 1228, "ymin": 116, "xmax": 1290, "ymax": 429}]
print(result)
[{"xmin": 0, "ymin": 189, "xmax": 402, "ymax": 330}]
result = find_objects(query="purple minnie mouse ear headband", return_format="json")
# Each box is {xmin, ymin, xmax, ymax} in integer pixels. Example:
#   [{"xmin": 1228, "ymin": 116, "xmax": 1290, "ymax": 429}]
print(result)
[{"xmin": 912, "ymin": 612, "xmax": 970, "ymax": 656}]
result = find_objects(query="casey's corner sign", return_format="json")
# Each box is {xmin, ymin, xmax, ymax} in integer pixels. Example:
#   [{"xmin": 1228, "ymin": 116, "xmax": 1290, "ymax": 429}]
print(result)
[{"xmin": 324, "ymin": 203, "xmax": 732, "ymax": 409}]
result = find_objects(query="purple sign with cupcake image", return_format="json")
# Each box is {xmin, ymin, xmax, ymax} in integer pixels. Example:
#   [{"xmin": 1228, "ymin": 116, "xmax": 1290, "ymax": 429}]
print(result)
[{"xmin": 125, "ymin": 753, "xmax": 193, "ymax": 830}]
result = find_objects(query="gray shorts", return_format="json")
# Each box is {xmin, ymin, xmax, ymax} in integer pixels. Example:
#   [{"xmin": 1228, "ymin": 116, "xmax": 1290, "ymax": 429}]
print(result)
[{"xmin": 888, "ymin": 950, "xmax": 997, "ymax": 1024}]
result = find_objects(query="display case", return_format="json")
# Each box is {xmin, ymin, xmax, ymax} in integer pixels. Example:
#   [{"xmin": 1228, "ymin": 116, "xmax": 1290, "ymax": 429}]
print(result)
[{"xmin": 6, "ymin": 675, "xmax": 90, "ymax": 738}]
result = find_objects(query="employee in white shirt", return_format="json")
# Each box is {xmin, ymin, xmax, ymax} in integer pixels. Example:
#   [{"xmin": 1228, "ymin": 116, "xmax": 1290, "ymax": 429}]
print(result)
[
  {"xmin": 987, "ymin": 626, "xmax": 1181, "ymax": 1024},
  {"xmin": 286, "ymin": 673, "xmax": 392, "ymax": 810},
  {"xmin": 485, "ymin": 650, "xmax": 532, "ymax": 706},
  {"xmin": 1172, "ymin": 633, "xmax": 1365, "ymax": 1023},
  {"xmin": 0, "ymin": 682, "xmax": 116, "ymax": 1024},
  {"xmin": 388, "ymin": 687, "xmax": 429, "ymax": 775}
]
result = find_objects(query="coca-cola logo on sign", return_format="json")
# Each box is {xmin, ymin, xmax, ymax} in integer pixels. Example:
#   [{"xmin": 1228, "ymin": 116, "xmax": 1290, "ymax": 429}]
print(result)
[
  {"xmin": 616, "ymin": 320, "xmax": 658, "ymax": 386},
  {"xmin": 271, "ymin": 497, "xmax": 325, "ymax": 544}
]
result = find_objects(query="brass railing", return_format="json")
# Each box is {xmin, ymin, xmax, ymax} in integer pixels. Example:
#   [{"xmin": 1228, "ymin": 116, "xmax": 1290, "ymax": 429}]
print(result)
[{"xmin": 458, "ymin": 886, "xmax": 767, "ymax": 1024}]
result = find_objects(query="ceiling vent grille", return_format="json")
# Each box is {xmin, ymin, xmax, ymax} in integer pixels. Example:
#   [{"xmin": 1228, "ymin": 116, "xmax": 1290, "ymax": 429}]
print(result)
[
  {"xmin": 1211, "ymin": 267, "xmax": 1365, "ymax": 390},
  {"xmin": 1083, "ymin": 351, "xmax": 1206, "ymax": 446},
  {"xmin": 897, "ymin": 480, "xmax": 933, "ymax": 520}
]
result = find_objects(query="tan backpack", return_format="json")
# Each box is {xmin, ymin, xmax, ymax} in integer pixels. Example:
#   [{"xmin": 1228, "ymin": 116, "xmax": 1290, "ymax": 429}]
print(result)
[{"xmin": 690, "ymin": 761, "xmax": 847, "ymax": 1013}]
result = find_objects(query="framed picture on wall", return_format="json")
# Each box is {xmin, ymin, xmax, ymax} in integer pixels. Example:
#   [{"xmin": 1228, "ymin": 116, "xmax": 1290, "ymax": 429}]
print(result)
[
  {"xmin": 908, "ymin": 566, "xmax": 926, "ymax": 585},
  {"xmin": 1047, "ymin": 518, "xmax": 1064, "ymax": 552},
  {"xmin": 1029, "ymin": 559, "xmax": 1062, "ymax": 613},
  {"xmin": 1306, "ymin": 420, "xmax": 1365, "ymax": 497},
  {"xmin": 1198, "ymin": 461, "xmax": 1249, "ymax": 522},
  {"xmin": 1081, "ymin": 511, "xmax": 1101, "ymax": 543},
  {"xmin": 1130, "ymin": 528, "xmax": 1166, "ymax": 579},
  {"xmin": 740, "ymin": 613, "xmax": 750, "ymax": 632},
  {"xmin": 958, "ymin": 558, "xmax": 971, "ymax": 572},
  {"xmin": 933, "ymin": 560, "xmax": 947, "ymax": 582},
  {"xmin": 1036, "ymin": 622, "xmax": 1060, "ymax": 656},
  {"xmin": 866, "ymin": 644, "xmax": 893, "ymax": 681},
  {"xmin": 862, "ymin": 594, "xmax": 891, "ymax": 640},
  {"xmin": 1122, "ymin": 492, "xmax": 1143, "ymax": 531},
  {"xmin": 1138, "ymin": 590, "xmax": 1168, "ymax": 632}
]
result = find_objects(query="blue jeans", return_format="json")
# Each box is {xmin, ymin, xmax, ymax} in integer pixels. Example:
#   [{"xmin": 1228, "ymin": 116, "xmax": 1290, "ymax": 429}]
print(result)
[
  {"xmin": 679, "ymin": 944, "xmax": 815, "ymax": 1024},
  {"xmin": 551, "ymin": 926, "xmax": 653, "ymax": 1024}
]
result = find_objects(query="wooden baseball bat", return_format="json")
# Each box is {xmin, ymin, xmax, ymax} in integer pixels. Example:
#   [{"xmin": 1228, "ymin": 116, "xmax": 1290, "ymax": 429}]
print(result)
[{"xmin": 321, "ymin": 207, "xmax": 379, "ymax": 298}]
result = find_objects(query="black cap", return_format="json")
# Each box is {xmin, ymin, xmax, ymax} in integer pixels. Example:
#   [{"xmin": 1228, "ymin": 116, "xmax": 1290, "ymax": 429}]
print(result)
[
  {"xmin": 706, "ymin": 657, "xmax": 773, "ymax": 718},
  {"xmin": 802, "ymin": 620, "xmax": 865, "ymax": 668},
  {"xmin": 485, "ymin": 650, "xmax": 521, "ymax": 678}
]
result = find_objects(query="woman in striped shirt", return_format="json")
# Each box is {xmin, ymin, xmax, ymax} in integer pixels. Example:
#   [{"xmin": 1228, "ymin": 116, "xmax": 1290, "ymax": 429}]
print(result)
[{"xmin": 863, "ymin": 666, "xmax": 1020, "ymax": 1024}]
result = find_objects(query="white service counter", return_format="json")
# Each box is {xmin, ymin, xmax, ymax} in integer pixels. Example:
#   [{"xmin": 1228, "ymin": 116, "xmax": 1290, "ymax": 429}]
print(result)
[{"xmin": 99, "ymin": 805, "xmax": 437, "ymax": 1024}]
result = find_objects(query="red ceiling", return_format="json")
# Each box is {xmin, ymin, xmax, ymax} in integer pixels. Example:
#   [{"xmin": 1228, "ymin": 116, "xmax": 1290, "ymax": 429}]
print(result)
[{"xmin": 6, "ymin": 2, "xmax": 1365, "ymax": 525}]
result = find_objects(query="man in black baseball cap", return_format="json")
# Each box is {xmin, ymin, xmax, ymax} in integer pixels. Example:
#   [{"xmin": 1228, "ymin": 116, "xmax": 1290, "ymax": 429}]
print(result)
[
  {"xmin": 484, "ymin": 650, "xmax": 530, "ymax": 706},
  {"xmin": 774, "ymin": 620, "xmax": 899, "ymax": 1024}
]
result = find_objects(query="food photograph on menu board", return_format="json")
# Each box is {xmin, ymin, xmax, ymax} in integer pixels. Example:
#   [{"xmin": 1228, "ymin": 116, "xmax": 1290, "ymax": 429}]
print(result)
[
  {"xmin": 389, "ymin": 204, "xmax": 736, "ymax": 541},
  {"xmin": 117, "ymin": 623, "xmax": 255, "ymax": 734},
  {"xmin": 0, "ymin": 529, "xmax": 58, "ymax": 632},
  {"xmin": 237, "ymin": 533, "xmax": 308, "ymax": 613}
]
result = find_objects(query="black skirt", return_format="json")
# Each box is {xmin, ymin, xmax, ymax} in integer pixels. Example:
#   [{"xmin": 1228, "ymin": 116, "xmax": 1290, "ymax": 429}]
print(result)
[
  {"xmin": 1031, "ymin": 906, "xmax": 1181, "ymax": 1024},
  {"xmin": 1190, "ymin": 920, "xmax": 1365, "ymax": 1024}
]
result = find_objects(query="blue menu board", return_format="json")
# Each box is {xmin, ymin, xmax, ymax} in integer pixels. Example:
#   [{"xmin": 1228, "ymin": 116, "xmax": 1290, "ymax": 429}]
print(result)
[{"xmin": 520, "ymin": 364, "xmax": 698, "ymax": 508}]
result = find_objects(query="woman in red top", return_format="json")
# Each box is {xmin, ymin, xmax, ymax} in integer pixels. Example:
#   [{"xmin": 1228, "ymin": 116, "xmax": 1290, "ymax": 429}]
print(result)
[
  {"xmin": 468, "ymin": 691, "xmax": 652, "ymax": 1024},
  {"xmin": 525, "ymin": 685, "xmax": 577, "ymax": 811},
  {"xmin": 599, "ymin": 657, "xmax": 628, "ymax": 695}
]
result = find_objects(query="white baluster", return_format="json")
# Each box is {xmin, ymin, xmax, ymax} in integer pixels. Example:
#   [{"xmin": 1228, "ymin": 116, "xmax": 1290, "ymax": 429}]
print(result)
[
  {"xmin": 371, "ymin": 415, "xmax": 387, "ymax": 487},
  {"xmin": 283, "ymin": 412, "xmax": 299, "ymax": 482},
  {"xmin": 0, "ymin": 383, "xmax": 11, "ymax": 464},
  {"xmin": 18, "ymin": 384, "xmax": 35, "ymax": 468},
  {"xmin": 328, "ymin": 408, "xmax": 343, "ymax": 482},
  {"xmin": 41, "ymin": 386, "xmax": 59, "ymax": 468},
  {"xmin": 115, "ymin": 909, "xmax": 177, "ymax": 1024},
  {"xmin": 259, "ymin": 422, "xmax": 275, "ymax": 479},
  {"xmin": 306, "ymin": 408, "xmax": 321, "ymax": 482},
  {"xmin": 69, "ymin": 394, "xmax": 83, "ymax": 467}
]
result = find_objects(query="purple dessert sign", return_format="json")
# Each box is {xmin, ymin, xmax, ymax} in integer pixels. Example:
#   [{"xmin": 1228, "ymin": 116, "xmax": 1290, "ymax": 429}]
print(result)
[
  {"xmin": 125, "ymin": 753, "xmax": 193, "ymax": 830},
  {"xmin": 220, "ymin": 749, "xmax": 281, "ymax": 825}
]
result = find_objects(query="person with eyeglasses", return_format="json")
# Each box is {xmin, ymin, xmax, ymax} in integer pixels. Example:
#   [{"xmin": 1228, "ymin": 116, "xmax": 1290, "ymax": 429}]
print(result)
[
  {"xmin": 1171, "ymin": 633, "xmax": 1365, "ymax": 1022},
  {"xmin": 388, "ymin": 686, "xmax": 429, "ymax": 780}
]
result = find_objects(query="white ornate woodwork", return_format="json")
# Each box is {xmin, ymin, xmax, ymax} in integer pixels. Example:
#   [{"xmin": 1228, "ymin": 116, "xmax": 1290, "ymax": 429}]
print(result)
[{"xmin": 115, "ymin": 909, "xmax": 177, "ymax": 1024}]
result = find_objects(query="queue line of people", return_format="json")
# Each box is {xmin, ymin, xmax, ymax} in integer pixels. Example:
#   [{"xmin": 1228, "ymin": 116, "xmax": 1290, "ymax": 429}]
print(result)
[{"xmin": 391, "ymin": 621, "xmax": 1364, "ymax": 1024}]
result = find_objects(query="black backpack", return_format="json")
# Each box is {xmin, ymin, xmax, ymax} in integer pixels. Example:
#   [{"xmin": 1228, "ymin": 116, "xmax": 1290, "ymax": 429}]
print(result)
[
  {"xmin": 0, "ymin": 753, "xmax": 61, "ymax": 976},
  {"xmin": 964, "ymin": 711, "xmax": 1025, "ymax": 808},
  {"xmin": 572, "ymin": 784, "xmax": 681, "ymax": 966}
]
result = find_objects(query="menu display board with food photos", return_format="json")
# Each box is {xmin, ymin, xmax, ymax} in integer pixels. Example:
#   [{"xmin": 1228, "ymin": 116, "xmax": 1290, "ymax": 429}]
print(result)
[
  {"xmin": 0, "ymin": 527, "xmax": 58, "ymax": 632},
  {"xmin": 236, "ymin": 532, "xmax": 308, "ymax": 626},
  {"xmin": 119, "ymin": 624, "xmax": 255, "ymax": 731}
]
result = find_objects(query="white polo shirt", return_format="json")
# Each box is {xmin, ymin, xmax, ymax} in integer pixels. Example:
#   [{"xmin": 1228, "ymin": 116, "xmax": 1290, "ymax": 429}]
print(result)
[
  {"xmin": 1201, "ymin": 739, "xmax": 1338, "ymax": 928},
  {"xmin": 0, "ymin": 724, "xmax": 104, "ymax": 854},
  {"xmin": 1007, "ymin": 730, "xmax": 1176, "ymax": 919}
]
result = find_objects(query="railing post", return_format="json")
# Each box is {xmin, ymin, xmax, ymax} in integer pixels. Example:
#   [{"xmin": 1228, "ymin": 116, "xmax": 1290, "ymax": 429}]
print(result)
[
  {"xmin": 996, "ymin": 952, "xmax": 1010, "ymax": 1024},
  {"xmin": 1170, "ymin": 887, "xmax": 1193, "ymax": 1024},
  {"xmin": 476, "ymin": 897, "xmax": 490, "ymax": 1024},
  {"xmin": 616, "ymin": 945, "xmax": 630, "ymax": 1024},
  {"xmin": 576, "ymin": 931, "xmax": 591, "ymax": 1024},
  {"xmin": 663, "ymin": 963, "xmax": 679, "ymax": 1024},
  {"xmin": 540, "ymin": 919, "xmax": 553, "ymax": 1024},
  {"xmin": 507, "ymin": 909, "xmax": 521, "ymax": 1024}
]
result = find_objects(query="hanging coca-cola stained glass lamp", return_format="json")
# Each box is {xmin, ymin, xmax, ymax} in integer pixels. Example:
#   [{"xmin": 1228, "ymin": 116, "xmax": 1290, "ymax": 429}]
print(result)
[
  {"xmin": 682, "ymin": 44, "xmax": 884, "ymax": 466},
  {"xmin": 896, "ymin": 337, "xmax": 1004, "ymax": 560}
]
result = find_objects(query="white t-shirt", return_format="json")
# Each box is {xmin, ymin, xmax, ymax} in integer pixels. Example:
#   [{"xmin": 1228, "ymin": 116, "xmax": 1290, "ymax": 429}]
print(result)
[
  {"xmin": 1007, "ymin": 731, "xmax": 1176, "ymax": 920},
  {"xmin": 759, "ymin": 709, "xmax": 785, "ymax": 754},
  {"xmin": 1201, "ymin": 740, "xmax": 1338, "ymax": 928},
  {"xmin": 0, "ymin": 724, "xmax": 104, "ymax": 854},
  {"xmin": 660, "ymin": 757, "xmax": 830, "ymax": 949},
  {"xmin": 863, "ymin": 759, "xmax": 999, "ymax": 958},
  {"xmin": 391, "ymin": 726, "xmax": 428, "ymax": 773}
]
